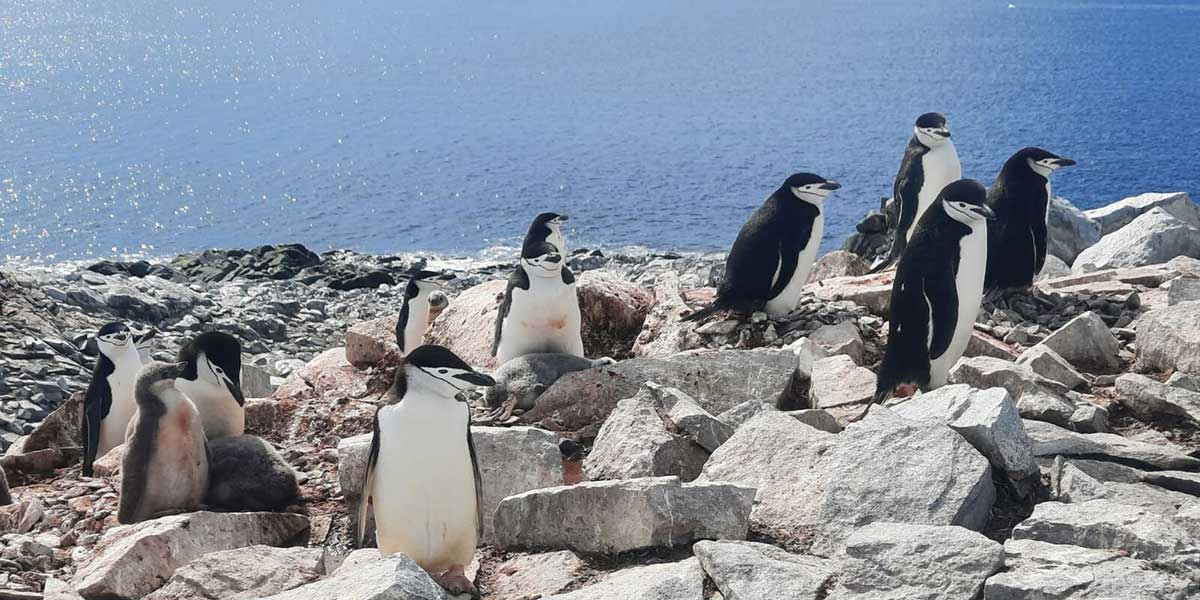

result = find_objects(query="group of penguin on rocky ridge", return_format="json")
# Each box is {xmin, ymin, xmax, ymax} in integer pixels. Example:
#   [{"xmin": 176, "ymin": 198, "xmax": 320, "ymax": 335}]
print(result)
[{"xmin": 76, "ymin": 111, "xmax": 1073, "ymax": 597}]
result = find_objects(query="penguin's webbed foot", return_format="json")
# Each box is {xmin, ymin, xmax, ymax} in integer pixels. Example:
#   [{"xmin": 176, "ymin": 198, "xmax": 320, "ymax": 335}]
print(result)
[{"xmin": 435, "ymin": 566, "xmax": 479, "ymax": 599}]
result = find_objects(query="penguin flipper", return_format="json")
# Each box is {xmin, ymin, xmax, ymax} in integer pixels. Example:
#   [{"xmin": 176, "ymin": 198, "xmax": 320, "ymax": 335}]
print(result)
[
  {"xmin": 81, "ymin": 367, "xmax": 114, "ymax": 477},
  {"xmin": 924, "ymin": 268, "xmax": 959, "ymax": 360},
  {"xmin": 769, "ymin": 232, "xmax": 806, "ymax": 297},
  {"xmin": 466, "ymin": 411, "xmax": 483, "ymax": 538},
  {"xmin": 1032, "ymin": 214, "xmax": 1048, "ymax": 277},
  {"xmin": 492, "ymin": 268, "xmax": 529, "ymax": 357},
  {"xmin": 356, "ymin": 412, "xmax": 381, "ymax": 548},
  {"xmin": 889, "ymin": 145, "xmax": 926, "ymax": 261}
]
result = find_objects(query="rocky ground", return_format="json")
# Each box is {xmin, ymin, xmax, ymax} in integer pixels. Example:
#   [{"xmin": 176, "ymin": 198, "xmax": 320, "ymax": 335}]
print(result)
[{"xmin": 2, "ymin": 190, "xmax": 1200, "ymax": 599}]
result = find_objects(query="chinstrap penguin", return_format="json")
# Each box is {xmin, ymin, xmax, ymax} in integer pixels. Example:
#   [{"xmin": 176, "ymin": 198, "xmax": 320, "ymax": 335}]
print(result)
[
  {"xmin": 484, "ymin": 353, "xmax": 616, "ymax": 421},
  {"xmin": 493, "ymin": 213, "xmax": 584, "ymax": 366},
  {"xmin": 82, "ymin": 322, "xmax": 144, "ymax": 477},
  {"xmin": 683, "ymin": 173, "xmax": 841, "ymax": 321},
  {"xmin": 396, "ymin": 270, "xmax": 451, "ymax": 353},
  {"xmin": 868, "ymin": 179, "xmax": 995, "ymax": 414},
  {"xmin": 525, "ymin": 212, "xmax": 569, "ymax": 256},
  {"xmin": 358, "ymin": 345, "xmax": 494, "ymax": 597},
  {"xmin": 176, "ymin": 332, "xmax": 246, "ymax": 440},
  {"xmin": 205, "ymin": 434, "xmax": 300, "ymax": 512},
  {"xmin": 118, "ymin": 361, "xmax": 209, "ymax": 524},
  {"xmin": 984, "ymin": 147, "xmax": 1077, "ymax": 292},
  {"xmin": 875, "ymin": 112, "xmax": 961, "ymax": 271}
]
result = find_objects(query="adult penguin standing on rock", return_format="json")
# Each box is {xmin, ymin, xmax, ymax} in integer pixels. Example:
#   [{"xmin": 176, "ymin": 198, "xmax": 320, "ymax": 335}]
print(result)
[
  {"xmin": 984, "ymin": 147, "xmax": 1077, "ymax": 293},
  {"xmin": 682, "ymin": 173, "xmax": 842, "ymax": 322},
  {"xmin": 82, "ymin": 322, "xmax": 144, "ymax": 477},
  {"xmin": 867, "ymin": 179, "xmax": 995, "ymax": 414},
  {"xmin": 492, "ymin": 213, "xmax": 584, "ymax": 366},
  {"xmin": 395, "ymin": 270, "xmax": 450, "ymax": 353},
  {"xmin": 873, "ymin": 112, "xmax": 961, "ymax": 271}
]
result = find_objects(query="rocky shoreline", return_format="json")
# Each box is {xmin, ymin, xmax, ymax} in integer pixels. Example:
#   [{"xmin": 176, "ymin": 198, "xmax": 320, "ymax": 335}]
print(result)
[{"xmin": 2, "ymin": 190, "xmax": 1200, "ymax": 599}]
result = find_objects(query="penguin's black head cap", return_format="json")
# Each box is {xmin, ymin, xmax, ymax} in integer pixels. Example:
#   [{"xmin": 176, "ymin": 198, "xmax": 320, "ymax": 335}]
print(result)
[
  {"xmin": 914, "ymin": 112, "xmax": 952, "ymax": 144},
  {"xmin": 783, "ymin": 172, "xmax": 842, "ymax": 203},
  {"xmin": 178, "ymin": 332, "xmax": 242, "ymax": 384},
  {"xmin": 1009, "ymin": 147, "xmax": 1076, "ymax": 176},
  {"xmin": 402, "ymin": 344, "xmax": 495, "ymax": 391},
  {"xmin": 97, "ymin": 322, "xmax": 132, "ymax": 346},
  {"xmin": 939, "ymin": 179, "xmax": 995, "ymax": 222},
  {"xmin": 405, "ymin": 270, "xmax": 451, "ymax": 297},
  {"xmin": 532, "ymin": 212, "xmax": 568, "ymax": 227},
  {"xmin": 522, "ymin": 213, "xmax": 569, "ymax": 258}
]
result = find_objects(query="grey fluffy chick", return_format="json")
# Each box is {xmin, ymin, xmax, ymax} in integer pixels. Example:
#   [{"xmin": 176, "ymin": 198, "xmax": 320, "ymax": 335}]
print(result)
[
  {"xmin": 485, "ymin": 353, "xmax": 615, "ymax": 420},
  {"xmin": 205, "ymin": 434, "xmax": 300, "ymax": 512}
]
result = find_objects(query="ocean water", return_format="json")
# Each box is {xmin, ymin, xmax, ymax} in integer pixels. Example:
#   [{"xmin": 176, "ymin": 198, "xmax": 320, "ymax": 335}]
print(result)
[{"xmin": 2, "ymin": 0, "xmax": 1198, "ymax": 263}]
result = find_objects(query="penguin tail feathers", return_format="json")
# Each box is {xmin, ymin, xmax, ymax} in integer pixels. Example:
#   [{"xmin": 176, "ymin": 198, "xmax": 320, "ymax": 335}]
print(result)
[{"xmin": 680, "ymin": 302, "xmax": 722, "ymax": 323}]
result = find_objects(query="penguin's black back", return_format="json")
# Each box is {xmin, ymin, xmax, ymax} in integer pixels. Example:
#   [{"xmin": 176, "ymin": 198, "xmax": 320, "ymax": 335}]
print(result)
[
  {"xmin": 876, "ymin": 202, "xmax": 971, "ymax": 397},
  {"xmin": 985, "ymin": 156, "xmax": 1050, "ymax": 291},
  {"xmin": 717, "ymin": 191, "xmax": 819, "ymax": 313},
  {"xmin": 887, "ymin": 135, "xmax": 931, "ymax": 261},
  {"xmin": 395, "ymin": 278, "xmax": 420, "ymax": 351}
]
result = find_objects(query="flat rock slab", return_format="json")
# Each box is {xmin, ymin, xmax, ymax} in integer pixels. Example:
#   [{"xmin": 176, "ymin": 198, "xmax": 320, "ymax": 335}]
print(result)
[
  {"xmin": 259, "ymin": 553, "xmax": 453, "ymax": 600},
  {"xmin": 339, "ymin": 426, "xmax": 564, "ymax": 544},
  {"xmin": 701, "ymin": 409, "xmax": 994, "ymax": 556},
  {"xmin": 984, "ymin": 539, "xmax": 1192, "ymax": 600},
  {"xmin": 1136, "ymin": 302, "xmax": 1200, "ymax": 376},
  {"xmin": 693, "ymin": 540, "xmax": 834, "ymax": 600},
  {"xmin": 804, "ymin": 271, "xmax": 894, "ymax": 316},
  {"xmin": 144, "ymin": 545, "xmax": 327, "ymax": 600},
  {"xmin": 1031, "ymin": 311, "xmax": 1121, "ymax": 373},
  {"xmin": 893, "ymin": 385, "xmax": 1037, "ymax": 479},
  {"xmin": 1116, "ymin": 374, "xmax": 1200, "ymax": 426},
  {"xmin": 524, "ymin": 349, "xmax": 800, "ymax": 432},
  {"xmin": 826, "ymin": 522, "xmax": 1003, "ymax": 600},
  {"xmin": 1023, "ymin": 418, "xmax": 1200, "ymax": 471},
  {"xmin": 345, "ymin": 314, "xmax": 400, "ymax": 368},
  {"xmin": 546, "ymin": 558, "xmax": 704, "ymax": 600},
  {"xmin": 1073, "ymin": 207, "xmax": 1200, "ymax": 273},
  {"xmin": 949, "ymin": 356, "xmax": 1070, "ymax": 397},
  {"xmin": 1085, "ymin": 191, "xmax": 1200, "ymax": 234},
  {"xmin": 810, "ymin": 355, "xmax": 876, "ymax": 410},
  {"xmin": 1012, "ymin": 499, "xmax": 1198, "ymax": 563},
  {"xmin": 492, "ymin": 476, "xmax": 754, "ymax": 554},
  {"xmin": 809, "ymin": 321, "xmax": 864, "ymax": 364},
  {"xmin": 72, "ymin": 511, "xmax": 310, "ymax": 600},
  {"xmin": 486, "ymin": 551, "xmax": 588, "ymax": 600},
  {"xmin": 1016, "ymin": 346, "xmax": 1086, "ymax": 391}
]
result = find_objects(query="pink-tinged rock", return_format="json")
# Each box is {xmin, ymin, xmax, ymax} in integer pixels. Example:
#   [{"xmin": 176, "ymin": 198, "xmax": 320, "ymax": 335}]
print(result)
[
  {"xmin": 807, "ymin": 251, "xmax": 870, "ymax": 284},
  {"xmin": 804, "ymin": 271, "xmax": 895, "ymax": 316},
  {"xmin": 294, "ymin": 348, "xmax": 372, "ymax": 400},
  {"xmin": 425, "ymin": 279, "xmax": 507, "ymax": 370},
  {"xmin": 345, "ymin": 314, "xmax": 400, "ymax": 368},
  {"xmin": 577, "ymin": 271, "xmax": 653, "ymax": 359}
]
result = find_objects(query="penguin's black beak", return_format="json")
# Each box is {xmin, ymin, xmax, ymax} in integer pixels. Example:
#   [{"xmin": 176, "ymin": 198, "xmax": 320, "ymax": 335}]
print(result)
[
  {"xmin": 455, "ymin": 371, "xmax": 496, "ymax": 387},
  {"xmin": 820, "ymin": 181, "xmax": 842, "ymax": 191},
  {"xmin": 937, "ymin": 129, "xmax": 951, "ymax": 138},
  {"xmin": 556, "ymin": 215, "xmax": 569, "ymax": 223},
  {"xmin": 1054, "ymin": 158, "xmax": 1077, "ymax": 168},
  {"xmin": 973, "ymin": 205, "xmax": 997, "ymax": 220},
  {"xmin": 223, "ymin": 376, "xmax": 246, "ymax": 405}
]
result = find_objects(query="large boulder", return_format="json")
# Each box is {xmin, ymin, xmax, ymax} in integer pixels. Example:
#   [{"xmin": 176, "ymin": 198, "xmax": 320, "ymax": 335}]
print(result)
[
  {"xmin": 1116, "ymin": 374, "xmax": 1200, "ymax": 426},
  {"xmin": 700, "ymin": 409, "xmax": 994, "ymax": 555},
  {"xmin": 1072, "ymin": 208, "xmax": 1200, "ymax": 273},
  {"xmin": 1085, "ymin": 191, "xmax": 1200, "ymax": 235},
  {"xmin": 424, "ymin": 279, "xmax": 507, "ymax": 369},
  {"xmin": 1135, "ymin": 302, "xmax": 1200, "ymax": 375},
  {"xmin": 984, "ymin": 539, "xmax": 1192, "ymax": 600},
  {"xmin": 72, "ymin": 512, "xmax": 310, "ymax": 599},
  {"xmin": 949, "ymin": 356, "xmax": 1071, "ymax": 397},
  {"xmin": 345, "ymin": 314, "xmax": 400, "ymax": 368},
  {"xmin": 1031, "ymin": 311, "xmax": 1121, "ymax": 373},
  {"xmin": 807, "ymin": 251, "xmax": 870, "ymax": 283},
  {"xmin": 1168, "ymin": 277, "xmax": 1200, "ymax": 306},
  {"xmin": 826, "ymin": 523, "xmax": 1004, "ymax": 600},
  {"xmin": 1023, "ymin": 419, "xmax": 1200, "ymax": 471},
  {"xmin": 893, "ymin": 385, "xmax": 1037, "ymax": 480},
  {"xmin": 1011, "ymin": 499, "xmax": 1199, "ymax": 565},
  {"xmin": 338, "ymin": 426, "xmax": 563, "ymax": 544},
  {"xmin": 143, "ymin": 546, "xmax": 327, "ymax": 600},
  {"xmin": 584, "ymin": 385, "xmax": 709, "ymax": 482},
  {"xmin": 576, "ymin": 270, "xmax": 653, "ymax": 359},
  {"xmin": 259, "ymin": 553, "xmax": 453, "ymax": 600},
  {"xmin": 547, "ymin": 558, "xmax": 703, "ymax": 600},
  {"xmin": 523, "ymin": 349, "xmax": 800, "ymax": 432},
  {"xmin": 492, "ymin": 477, "xmax": 754, "ymax": 554},
  {"xmin": 1046, "ymin": 196, "xmax": 1103, "ymax": 264},
  {"xmin": 693, "ymin": 540, "xmax": 834, "ymax": 600}
]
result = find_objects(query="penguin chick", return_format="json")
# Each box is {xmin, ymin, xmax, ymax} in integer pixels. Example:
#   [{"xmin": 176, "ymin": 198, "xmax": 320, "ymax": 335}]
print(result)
[
  {"xmin": 205, "ymin": 434, "xmax": 300, "ymax": 512},
  {"xmin": 118, "ymin": 361, "xmax": 209, "ymax": 524},
  {"xmin": 485, "ymin": 353, "xmax": 616, "ymax": 420}
]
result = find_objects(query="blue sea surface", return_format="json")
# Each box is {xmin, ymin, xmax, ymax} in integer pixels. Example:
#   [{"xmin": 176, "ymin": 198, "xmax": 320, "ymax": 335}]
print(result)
[{"xmin": 1, "ymin": 0, "xmax": 1197, "ymax": 263}]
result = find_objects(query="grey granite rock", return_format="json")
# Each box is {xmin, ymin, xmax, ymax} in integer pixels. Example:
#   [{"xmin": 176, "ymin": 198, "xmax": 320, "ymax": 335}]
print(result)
[
  {"xmin": 144, "ymin": 545, "xmax": 327, "ymax": 600},
  {"xmin": 693, "ymin": 540, "xmax": 834, "ymax": 600},
  {"xmin": 1073, "ymin": 208, "xmax": 1200, "ymax": 273},
  {"xmin": 1012, "ymin": 499, "xmax": 1199, "ymax": 565},
  {"xmin": 1136, "ymin": 302, "xmax": 1200, "ymax": 376},
  {"xmin": 1085, "ymin": 191, "xmax": 1200, "ymax": 234},
  {"xmin": 984, "ymin": 539, "xmax": 1191, "ymax": 600},
  {"xmin": 1023, "ymin": 419, "xmax": 1200, "ymax": 471},
  {"xmin": 662, "ymin": 386, "xmax": 734, "ymax": 452},
  {"xmin": 1047, "ymin": 196, "xmax": 1102, "ymax": 264},
  {"xmin": 585, "ymin": 385, "xmax": 710, "ymax": 482},
  {"xmin": 1167, "ymin": 277, "xmax": 1200, "ymax": 306},
  {"xmin": 827, "ymin": 522, "xmax": 1003, "ymax": 600},
  {"xmin": 809, "ymin": 321, "xmax": 864, "ymax": 365},
  {"xmin": 1034, "ymin": 312, "xmax": 1122, "ymax": 372},
  {"xmin": 546, "ymin": 558, "xmax": 704, "ymax": 600},
  {"xmin": 493, "ymin": 477, "xmax": 754, "ymax": 554},
  {"xmin": 259, "ymin": 553, "xmax": 453, "ymax": 600},
  {"xmin": 1016, "ymin": 346, "xmax": 1086, "ymax": 391},
  {"xmin": 810, "ymin": 355, "xmax": 876, "ymax": 410},
  {"xmin": 1116, "ymin": 373, "xmax": 1200, "ymax": 426}
]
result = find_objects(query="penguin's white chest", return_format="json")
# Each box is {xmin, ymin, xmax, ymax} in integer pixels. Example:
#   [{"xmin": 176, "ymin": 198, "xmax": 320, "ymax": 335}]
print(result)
[
  {"xmin": 497, "ymin": 278, "xmax": 583, "ymax": 364},
  {"xmin": 176, "ymin": 381, "xmax": 244, "ymax": 440},
  {"xmin": 909, "ymin": 144, "xmax": 962, "ymax": 242},
  {"xmin": 929, "ymin": 223, "xmax": 987, "ymax": 387},
  {"xmin": 371, "ymin": 397, "xmax": 477, "ymax": 571},
  {"xmin": 765, "ymin": 212, "xmax": 823, "ymax": 317},
  {"xmin": 99, "ymin": 355, "xmax": 142, "ymax": 455}
]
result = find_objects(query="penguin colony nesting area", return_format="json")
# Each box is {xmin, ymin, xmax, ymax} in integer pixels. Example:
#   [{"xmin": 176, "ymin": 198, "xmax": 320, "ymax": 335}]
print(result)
[{"xmin": 3, "ymin": 132, "xmax": 1200, "ymax": 597}]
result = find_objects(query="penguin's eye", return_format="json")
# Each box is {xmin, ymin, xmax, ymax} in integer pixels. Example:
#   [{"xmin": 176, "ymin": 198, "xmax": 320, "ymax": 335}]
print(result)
[{"xmin": 438, "ymin": 369, "xmax": 449, "ymax": 374}]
